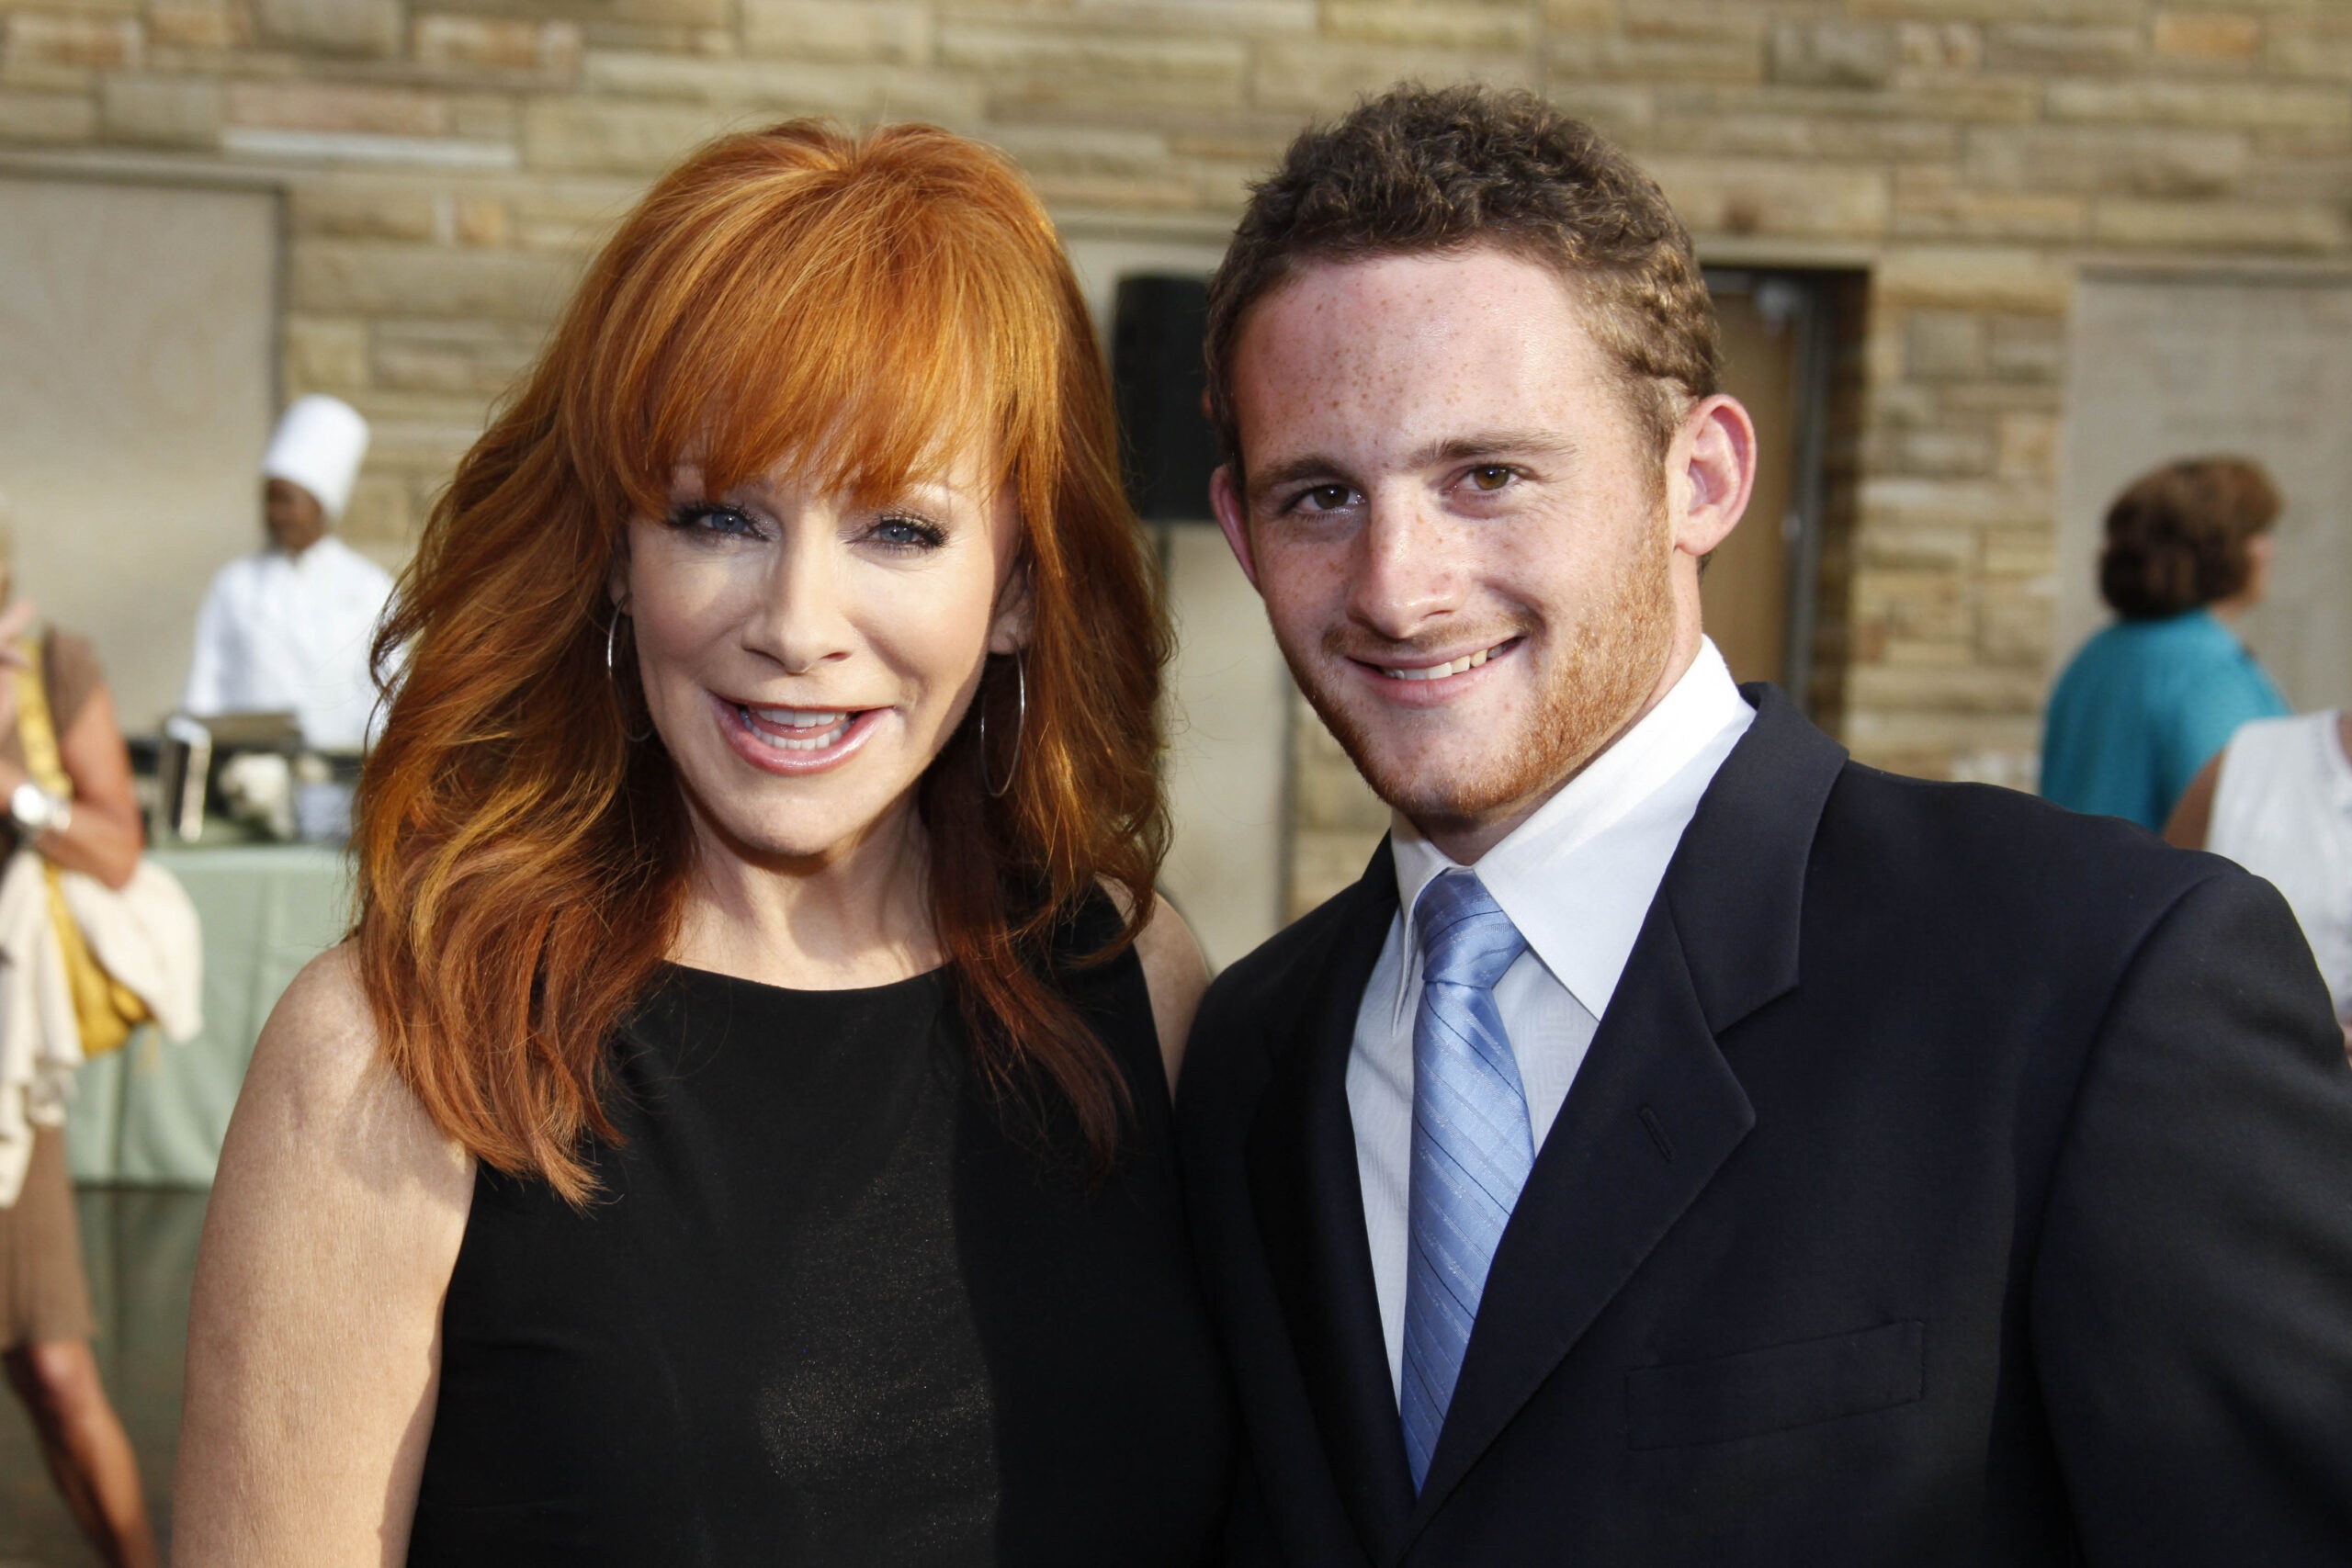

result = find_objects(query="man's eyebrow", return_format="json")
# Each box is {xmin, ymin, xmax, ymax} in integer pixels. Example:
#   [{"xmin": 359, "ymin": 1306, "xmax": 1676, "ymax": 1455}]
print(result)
[
  {"xmin": 1403, "ymin": 430, "xmax": 1578, "ymax": 468},
  {"xmin": 1245, "ymin": 453, "xmax": 1352, "ymax": 504}
]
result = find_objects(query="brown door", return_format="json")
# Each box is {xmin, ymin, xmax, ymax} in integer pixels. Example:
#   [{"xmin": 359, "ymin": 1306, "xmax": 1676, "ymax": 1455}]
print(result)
[{"xmin": 1700, "ymin": 281, "xmax": 1805, "ymax": 686}]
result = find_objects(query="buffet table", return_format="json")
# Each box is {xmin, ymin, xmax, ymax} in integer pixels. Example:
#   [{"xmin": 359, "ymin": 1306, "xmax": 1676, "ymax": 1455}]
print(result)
[{"xmin": 65, "ymin": 841, "xmax": 349, "ymax": 1188}]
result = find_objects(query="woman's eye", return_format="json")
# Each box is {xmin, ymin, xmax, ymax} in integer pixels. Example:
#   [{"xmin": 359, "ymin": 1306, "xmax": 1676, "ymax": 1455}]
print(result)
[
  {"xmin": 1468, "ymin": 465, "xmax": 1514, "ymax": 492},
  {"xmin": 870, "ymin": 515, "xmax": 946, "ymax": 551},
  {"xmin": 668, "ymin": 503, "xmax": 761, "ymax": 537}
]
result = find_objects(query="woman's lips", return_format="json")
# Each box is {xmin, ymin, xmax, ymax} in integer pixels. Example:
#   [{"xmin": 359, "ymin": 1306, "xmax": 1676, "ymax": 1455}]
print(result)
[{"xmin": 711, "ymin": 693, "xmax": 883, "ymax": 774}]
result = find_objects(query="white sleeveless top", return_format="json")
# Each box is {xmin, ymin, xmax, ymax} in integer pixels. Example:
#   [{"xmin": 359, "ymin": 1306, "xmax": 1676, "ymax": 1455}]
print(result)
[{"xmin": 2209, "ymin": 710, "xmax": 2352, "ymax": 1025}]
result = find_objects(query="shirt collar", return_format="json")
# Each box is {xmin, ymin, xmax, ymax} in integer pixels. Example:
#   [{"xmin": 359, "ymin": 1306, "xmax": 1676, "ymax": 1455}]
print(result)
[{"xmin": 1388, "ymin": 638, "xmax": 1755, "ymax": 1025}]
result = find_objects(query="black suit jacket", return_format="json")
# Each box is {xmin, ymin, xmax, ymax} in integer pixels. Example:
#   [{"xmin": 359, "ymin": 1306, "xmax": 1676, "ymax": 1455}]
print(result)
[{"xmin": 1180, "ymin": 687, "xmax": 2352, "ymax": 1566}]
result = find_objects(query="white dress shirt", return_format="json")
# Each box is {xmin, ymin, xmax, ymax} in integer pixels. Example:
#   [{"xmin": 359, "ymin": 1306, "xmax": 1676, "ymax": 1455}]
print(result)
[
  {"xmin": 182, "ymin": 536, "xmax": 395, "ymax": 750},
  {"xmin": 1347, "ymin": 638, "xmax": 1756, "ymax": 1400}
]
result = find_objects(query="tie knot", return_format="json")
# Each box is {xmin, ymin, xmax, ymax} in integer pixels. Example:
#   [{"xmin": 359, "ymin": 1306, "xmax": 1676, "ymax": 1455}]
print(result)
[{"xmin": 1413, "ymin": 870, "xmax": 1527, "ymax": 993}]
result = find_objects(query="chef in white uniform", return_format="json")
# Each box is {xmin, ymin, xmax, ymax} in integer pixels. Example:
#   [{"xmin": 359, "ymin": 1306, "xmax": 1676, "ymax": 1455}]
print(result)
[{"xmin": 182, "ymin": 395, "xmax": 395, "ymax": 751}]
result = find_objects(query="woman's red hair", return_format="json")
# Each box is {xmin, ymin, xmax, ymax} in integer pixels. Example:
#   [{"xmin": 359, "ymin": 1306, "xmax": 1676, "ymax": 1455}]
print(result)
[{"xmin": 355, "ymin": 120, "xmax": 1170, "ymax": 1201}]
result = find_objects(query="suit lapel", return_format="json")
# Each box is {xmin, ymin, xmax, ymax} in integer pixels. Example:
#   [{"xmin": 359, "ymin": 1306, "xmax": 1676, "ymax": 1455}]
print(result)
[
  {"xmin": 1245, "ymin": 843, "xmax": 1415, "ymax": 1563},
  {"xmin": 1406, "ymin": 685, "xmax": 1849, "ymax": 1533}
]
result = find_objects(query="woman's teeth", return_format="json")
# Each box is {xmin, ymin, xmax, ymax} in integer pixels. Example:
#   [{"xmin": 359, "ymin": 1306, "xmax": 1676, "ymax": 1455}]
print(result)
[
  {"xmin": 741, "ymin": 705, "xmax": 854, "ymax": 750},
  {"xmin": 1382, "ymin": 644, "xmax": 1501, "ymax": 681}
]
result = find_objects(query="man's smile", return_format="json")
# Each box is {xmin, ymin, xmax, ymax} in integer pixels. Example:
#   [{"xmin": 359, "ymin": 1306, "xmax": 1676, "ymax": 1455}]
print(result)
[{"xmin": 1363, "ymin": 637, "xmax": 1521, "ymax": 682}]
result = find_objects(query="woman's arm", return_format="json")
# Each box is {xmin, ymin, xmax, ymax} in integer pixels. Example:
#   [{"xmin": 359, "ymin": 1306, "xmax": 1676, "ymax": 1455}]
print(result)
[
  {"xmin": 1134, "ymin": 894, "xmax": 1211, "ymax": 1095},
  {"xmin": 0, "ymin": 671, "xmax": 146, "ymax": 890},
  {"xmin": 175, "ymin": 947, "xmax": 472, "ymax": 1568},
  {"xmin": 2164, "ymin": 753, "xmax": 2222, "ymax": 851},
  {"xmin": 41, "ymin": 682, "xmax": 143, "ymax": 889}
]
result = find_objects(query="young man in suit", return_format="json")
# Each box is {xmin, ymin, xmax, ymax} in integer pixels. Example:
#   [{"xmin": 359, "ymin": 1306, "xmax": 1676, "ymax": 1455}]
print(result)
[{"xmin": 1182, "ymin": 83, "xmax": 2352, "ymax": 1566}]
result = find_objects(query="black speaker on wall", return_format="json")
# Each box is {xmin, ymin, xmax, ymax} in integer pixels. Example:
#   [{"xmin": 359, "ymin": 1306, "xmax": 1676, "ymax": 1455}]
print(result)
[{"xmin": 1112, "ymin": 274, "xmax": 1222, "ymax": 524}]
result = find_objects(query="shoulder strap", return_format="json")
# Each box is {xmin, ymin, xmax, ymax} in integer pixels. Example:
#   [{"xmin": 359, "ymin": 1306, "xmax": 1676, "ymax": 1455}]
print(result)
[{"xmin": 15, "ymin": 635, "xmax": 71, "ymax": 800}]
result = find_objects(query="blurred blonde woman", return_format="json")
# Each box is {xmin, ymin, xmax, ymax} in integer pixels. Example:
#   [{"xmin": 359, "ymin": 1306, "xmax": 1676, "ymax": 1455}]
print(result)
[{"xmin": 0, "ymin": 492, "xmax": 156, "ymax": 1568}]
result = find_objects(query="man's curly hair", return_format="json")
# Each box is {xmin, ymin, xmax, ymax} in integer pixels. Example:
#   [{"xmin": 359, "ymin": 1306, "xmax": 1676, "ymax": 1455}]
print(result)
[{"xmin": 1204, "ymin": 83, "xmax": 1718, "ymax": 478}]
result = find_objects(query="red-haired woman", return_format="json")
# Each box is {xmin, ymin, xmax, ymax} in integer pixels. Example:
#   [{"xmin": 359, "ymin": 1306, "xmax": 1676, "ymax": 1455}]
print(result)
[{"xmin": 174, "ymin": 121, "xmax": 1233, "ymax": 1563}]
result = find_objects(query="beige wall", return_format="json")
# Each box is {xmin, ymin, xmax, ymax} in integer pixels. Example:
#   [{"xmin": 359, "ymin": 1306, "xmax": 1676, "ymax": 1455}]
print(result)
[
  {"xmin": 0, "ymin": 175, "xmax": 278, "ymax": 728},
  {"xmin": 1158, "ymin": 524, "xmax": 1294, "ymax": 968},
  {"xmin": 2059, "ymin": 273, "xmax": 2352, "ymax": 721},
  {"xmin": 2, "ymin": 0, "xmax": 2348, "ymax": 905}
]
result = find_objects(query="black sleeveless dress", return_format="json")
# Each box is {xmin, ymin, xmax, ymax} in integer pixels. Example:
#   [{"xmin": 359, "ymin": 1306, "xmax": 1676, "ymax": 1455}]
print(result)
[{"xmin": 407, "ymin": 901, "xmax": 1235, "ymax": 1565}]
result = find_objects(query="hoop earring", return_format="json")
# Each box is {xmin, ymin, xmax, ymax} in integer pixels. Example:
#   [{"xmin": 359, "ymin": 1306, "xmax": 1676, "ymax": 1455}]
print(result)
[
  {"xmin": 606, "ymin": 608, "xmax": 654, "ymax": 744},
  {"xmin": 978, "ymin": 655, "xmax": 1025, "ymax": 799}
]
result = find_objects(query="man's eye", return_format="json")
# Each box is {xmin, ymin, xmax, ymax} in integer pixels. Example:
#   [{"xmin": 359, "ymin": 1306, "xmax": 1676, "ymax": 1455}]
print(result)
[
  {"xmin": 1469, "ymin": 466, "xmax": 1513, "ymax": 492},
  {"xmin": 1303, "ymin": 484, "xmax": 1353, "ymax": 513}
]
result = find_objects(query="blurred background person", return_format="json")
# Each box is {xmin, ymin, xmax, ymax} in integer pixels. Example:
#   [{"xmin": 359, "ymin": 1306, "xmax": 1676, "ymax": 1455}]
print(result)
[
  {"xmin": 180, "ymin": 395, "xmax": 393, "ymax": 752},
  {"xmin": 2166, "ymin": 708, "xmax": 2352, "ymax": 1049},
  {"xmin": 2041, "ymin": 457, "xmax": 2290, "ymax": 831},
  {"xmin": 0, "ymin": 489, "xmax": 158, "ymax": 1568}
]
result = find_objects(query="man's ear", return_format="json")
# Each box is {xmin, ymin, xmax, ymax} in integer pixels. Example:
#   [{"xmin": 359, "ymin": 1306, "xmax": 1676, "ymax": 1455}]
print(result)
[
  {"xmin": 1209, "ymin": 464, "xmax": 1261, "ymax": 592},
  {"xmin": 988, "ymin": 560, "xmax": 1035, "ymax": 657},
  {"xmin": 1670, "ymin": 394, "xmax": 1758, "ymax": 560}
]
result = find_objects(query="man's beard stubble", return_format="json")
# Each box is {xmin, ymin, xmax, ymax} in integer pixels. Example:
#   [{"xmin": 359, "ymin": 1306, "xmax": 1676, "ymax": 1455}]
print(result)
[{"xmin": 1292, "ymin": 519, "xmax": 1678, "ymax": 841}]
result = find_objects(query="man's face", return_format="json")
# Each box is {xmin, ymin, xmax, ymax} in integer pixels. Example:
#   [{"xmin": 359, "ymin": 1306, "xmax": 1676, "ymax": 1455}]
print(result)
[
  {"xmin": 1212, "ymin": 247, "xmax": 1752, "ymax": 861},
  {"xmin": 265, "ymin": 478, "xmax": 328, "ymax": 555}
]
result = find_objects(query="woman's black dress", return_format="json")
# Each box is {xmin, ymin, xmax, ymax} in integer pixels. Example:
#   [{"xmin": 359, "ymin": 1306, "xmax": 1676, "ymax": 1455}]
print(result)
[{"xmin": 407, "ymin": 901, "xmax": 1234, "ymax": 1565}]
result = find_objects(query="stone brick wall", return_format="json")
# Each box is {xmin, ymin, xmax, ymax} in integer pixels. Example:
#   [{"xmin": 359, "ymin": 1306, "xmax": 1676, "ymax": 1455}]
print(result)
[{"xmin": 3, "ymin": 0, "xmax": 2347, "ymax": 913}]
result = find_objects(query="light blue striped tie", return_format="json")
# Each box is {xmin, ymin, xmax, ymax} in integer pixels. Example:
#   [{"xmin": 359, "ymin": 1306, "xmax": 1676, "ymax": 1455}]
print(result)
[{"xmin": 1400, "ymin": 869, "xmax": 1532, "ymax": 1490}]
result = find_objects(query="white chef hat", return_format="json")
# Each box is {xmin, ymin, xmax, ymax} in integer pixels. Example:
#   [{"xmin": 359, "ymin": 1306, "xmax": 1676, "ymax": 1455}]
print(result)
[{"xmin": 260, "ymin": 395, "xmax": 370, "ymax": 521}]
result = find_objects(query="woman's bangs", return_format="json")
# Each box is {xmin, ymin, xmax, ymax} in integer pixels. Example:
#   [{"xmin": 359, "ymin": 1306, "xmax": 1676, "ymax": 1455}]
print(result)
[{"xmin": 613, "ymin": 197, "xmax": 1055, "ymax": 514}]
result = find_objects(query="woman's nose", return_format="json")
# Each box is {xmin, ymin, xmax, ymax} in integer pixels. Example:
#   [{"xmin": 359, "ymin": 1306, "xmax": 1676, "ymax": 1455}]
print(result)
[{"xmin": 744, "ymin": 526, "xmax": 855, "ymax": 673}]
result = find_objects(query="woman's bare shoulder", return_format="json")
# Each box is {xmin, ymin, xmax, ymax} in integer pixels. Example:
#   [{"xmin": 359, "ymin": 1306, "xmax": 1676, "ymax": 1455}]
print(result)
[
  {"xmin": 1125, "ymin": 890, "xmax": 1210, "ymax": 1094},
  {"xmin": 229, "ymin": 942, "xmax": 468, "ymax": 1197},
  {"xmin": 263, "ymin": 942, "xmax": 376, "ymax": 1055},
  {"xmin": 243, "ymin": 945, "xmax": 384, "ymax": 1108},
  {"xmin": 178, "ymin": 944, "xmax": 470, "ymax": 1565}
]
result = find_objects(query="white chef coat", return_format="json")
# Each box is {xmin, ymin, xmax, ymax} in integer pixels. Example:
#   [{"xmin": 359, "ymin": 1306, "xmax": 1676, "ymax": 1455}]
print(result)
[
  {"xmin": 182, "ymin": 536, "xmax": 395, "ymax": 750},
  {"xmin": 1347, "ymin": 638, "xmax": 1756, "ymax": 1400}
]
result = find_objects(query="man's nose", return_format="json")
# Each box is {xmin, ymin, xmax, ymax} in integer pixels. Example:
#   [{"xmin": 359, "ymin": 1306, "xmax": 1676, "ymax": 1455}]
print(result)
[{"xmin": 1345, "ymin": 496, "xmax": 1465, "ymax": 642}]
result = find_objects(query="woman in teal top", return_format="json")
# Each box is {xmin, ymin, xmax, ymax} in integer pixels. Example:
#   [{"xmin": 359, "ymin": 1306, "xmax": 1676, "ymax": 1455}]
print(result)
[{"xmin": 2042, "ymin": 457, "xmax": 2290, "ymax": 830}]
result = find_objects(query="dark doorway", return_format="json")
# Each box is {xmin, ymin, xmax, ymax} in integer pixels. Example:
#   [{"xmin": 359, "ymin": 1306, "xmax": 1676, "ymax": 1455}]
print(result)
[{"xmin": 1699, "ymin": 269, "xmax": 1860, "ymax": 720}]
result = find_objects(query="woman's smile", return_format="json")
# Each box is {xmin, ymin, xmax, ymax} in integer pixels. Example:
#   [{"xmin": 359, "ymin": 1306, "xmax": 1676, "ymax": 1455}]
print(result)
[{"xmin": 710, "ymin": 691, "xmax": 887, "ymax": 776}]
